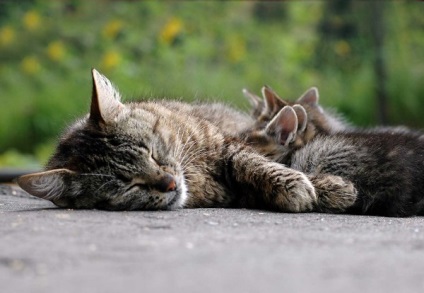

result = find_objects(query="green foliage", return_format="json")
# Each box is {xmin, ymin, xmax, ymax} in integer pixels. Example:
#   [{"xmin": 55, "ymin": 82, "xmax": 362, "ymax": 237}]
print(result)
[{"xmin": 0, "ymin": 1, "xmax": 423, "ymax": 167}]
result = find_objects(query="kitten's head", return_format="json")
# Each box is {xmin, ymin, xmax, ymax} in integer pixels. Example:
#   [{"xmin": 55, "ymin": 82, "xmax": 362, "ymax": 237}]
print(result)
[
  {"xmin": 239, "ymin": 103, "xmax": 307, "ymax": 163},
  {"xmin": 18, "ymin": 69, "xmax": 187, "ymax": 210},
  {"xmin": 243, "ymin": 85, "xmax": 348, "ymax": 135},
  {"xmin": 240, "ymin": 86, "xmax": 348, "ymax": 163}
]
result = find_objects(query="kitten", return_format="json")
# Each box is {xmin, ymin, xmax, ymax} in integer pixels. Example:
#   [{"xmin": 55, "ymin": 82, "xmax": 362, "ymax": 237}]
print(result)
[
  {"xmin": 17, "ymin": 69, "xmax": 357, "ymax": 213},
  {"xmin": 241, "ymin": 104, "xmax": 424, "ymax": 216},
  {"xmin": 243, "ymin": 85, "xmax": 349, "ymax": 133},
  {"xmin": 240, "ymin": 86, "xmax": 349, "ymax": 163}
]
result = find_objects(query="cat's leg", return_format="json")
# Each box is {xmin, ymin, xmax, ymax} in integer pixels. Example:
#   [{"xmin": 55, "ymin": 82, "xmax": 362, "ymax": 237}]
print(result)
[
  {"xmin": 307, "ymin": 174, "xmax": 357, "ymax": 213},
  {"xmin": 225, "ymin": 144, "xmax": 317, "ymax": 212}
]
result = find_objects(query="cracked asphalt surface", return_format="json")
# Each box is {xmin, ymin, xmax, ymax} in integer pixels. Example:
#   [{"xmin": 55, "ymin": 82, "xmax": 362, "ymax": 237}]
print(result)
[{"xmin": 1, "ymin": 183, "xmax": 424, "ymax": 293}]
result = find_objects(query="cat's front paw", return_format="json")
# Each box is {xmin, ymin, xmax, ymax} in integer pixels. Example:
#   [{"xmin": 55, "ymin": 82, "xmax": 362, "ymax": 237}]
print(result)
[
  {"xmin": 277, "ymin": 171, "xmax": 317, "ymax": 212},
  {"xmin": 309, "ymin": 174, "xmax": 357, "ymax": 213}
]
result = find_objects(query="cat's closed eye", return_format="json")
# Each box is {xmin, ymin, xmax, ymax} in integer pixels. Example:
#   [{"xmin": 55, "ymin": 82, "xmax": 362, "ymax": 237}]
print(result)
[
  {"xmin": 116, "ymin": 172, "xmax": 132, "ymax": 183},
  {"xmin": 150, "ymin": 154, "xmax": 161, "ymax": 166}
]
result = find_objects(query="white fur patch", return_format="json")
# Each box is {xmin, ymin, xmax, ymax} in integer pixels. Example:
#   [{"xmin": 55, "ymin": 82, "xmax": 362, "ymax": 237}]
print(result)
[{"xmin": 177, "ymin": 175, "xmax": 188, "ymax": 208}]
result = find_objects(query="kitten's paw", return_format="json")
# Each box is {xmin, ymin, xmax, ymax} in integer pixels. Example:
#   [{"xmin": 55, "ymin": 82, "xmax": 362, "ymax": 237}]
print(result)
[
  {"xmin": 277, "ymin": 171, "xmax": 317, "ymax": 212},
  {"xmin": 309, "ymin": 174, "xmax": 357, "ymax": 213}
]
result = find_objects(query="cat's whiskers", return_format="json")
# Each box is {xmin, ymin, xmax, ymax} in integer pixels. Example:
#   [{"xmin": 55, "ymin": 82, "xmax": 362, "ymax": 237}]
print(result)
[
  {"xmin": 96, "ymin": 180, "xmax": 115, "ymax": 193},
  {"xmin": 173, "ymin": 126, "xmax": 188, "ymax": 161},
  {"xmin": 180, "ymin": 147, "xmax": 213, "ymax": 169},
  {"xmin": 177, "ymin": 138, "xmax": 202, "ymax": 164},
  {"xmin": 79, "ymin": 173, "xmax": 115, "ymax": 178}
]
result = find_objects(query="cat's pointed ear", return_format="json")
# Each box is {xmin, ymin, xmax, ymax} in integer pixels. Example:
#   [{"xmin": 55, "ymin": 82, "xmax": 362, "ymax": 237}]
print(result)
[
  {"xmin": 292, "ymin": 104, "xmax": 308, "ymax": 133},
  {"xmin": 17, "ymin": 169, "xmax": 75, "ymax": 200},
  {"xmin": 261, "ymin": 86, "xmax": 288, "ymax": 115},
  {"xmin": 242, "ymin": 88, "xmax": 264, "ymax": 118},
  {"xmin": 265, "ymin": 106, "xmax": 298, "ymax": 146},
  {"xmin": 296, "ymin": 87, "xmax": 319, "ymax": 106},
  {"xmin": 90, "ymin": 68, "xmax": 124, "ymax": 125},
  {"xmin": 242, "ymin": 88, "xmax": 262, "ymax": 108}
]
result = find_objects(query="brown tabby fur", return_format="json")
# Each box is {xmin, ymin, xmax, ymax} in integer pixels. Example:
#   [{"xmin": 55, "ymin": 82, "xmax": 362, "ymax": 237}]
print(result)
[{"xmin": 17, "ymin": 70, "xmax": 357, "ymax": 213}]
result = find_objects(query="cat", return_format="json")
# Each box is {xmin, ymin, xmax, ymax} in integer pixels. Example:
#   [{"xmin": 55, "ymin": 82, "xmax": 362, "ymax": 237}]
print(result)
[
  {"xmin": 242, "ymin": 85, "xmax": 349, "ymax": 133},
  {"xmin": 240, "ymin": 86, "xmax": 350, "ymax": 163},
  {"xmin": 17, "ymin": 69, "xmax": 357, "ymax": 213},
  {"xmin": 241, "ymin": 102, "xmax": 424, "ymax": 217}
]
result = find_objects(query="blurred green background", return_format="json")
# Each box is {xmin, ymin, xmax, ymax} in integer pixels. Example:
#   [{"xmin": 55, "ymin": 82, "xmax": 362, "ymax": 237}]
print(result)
[{"xmin": 0, "ymin": 0, "xmax": 423, "ymax": 169}]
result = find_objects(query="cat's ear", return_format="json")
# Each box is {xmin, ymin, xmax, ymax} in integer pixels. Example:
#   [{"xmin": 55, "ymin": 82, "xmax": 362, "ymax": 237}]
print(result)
[
  {"xmin": 90, "ymin": 68, "xmax": 124, "ymax": 125},
  {"xmin": 292, "ymin": 104, "xmax": 308, "ymax": 133},
  {"xmin": 265, "ymin": 106, "xmax": 298, "ymax": 146},
  {"xmin": 17, "ymin": 169, "xmax": 75, "ymax": 200},
  {"xmin": 296, "ymin": 87, "xmax": 319, "ymax": 106},
  {"xmin": 261, "ymin": 86, "xmax": 288, "ymax": 115},
  {"xmin": 242, "ymin": 88, "xmax": 262, "ymax": 109}
]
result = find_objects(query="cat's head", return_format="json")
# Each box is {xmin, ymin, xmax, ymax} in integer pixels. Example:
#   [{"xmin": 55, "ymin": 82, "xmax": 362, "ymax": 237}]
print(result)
[
  {"xmin": 239, "ymin": 102, "xmax": 308, "ymax": 163},
  {"xmin": 240, "ymin": 86, "xmax": 345, "ymax": 163},
  {"xmin": 18, "ymin": 69, "xmax": 187, "ymax": 210},
  {"xmin": 243, "ymin": 85, "xmax": 348, "ymax": 136}
]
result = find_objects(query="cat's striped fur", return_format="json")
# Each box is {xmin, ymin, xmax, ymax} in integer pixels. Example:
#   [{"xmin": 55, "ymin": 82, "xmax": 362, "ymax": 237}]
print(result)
[
  {"xmin": 17, "ymin": 69, "xmax": 357, "ymax": 213},
  {"xmin": 242, "ymin": 100, "xmax": 424, "ymax": 216}
]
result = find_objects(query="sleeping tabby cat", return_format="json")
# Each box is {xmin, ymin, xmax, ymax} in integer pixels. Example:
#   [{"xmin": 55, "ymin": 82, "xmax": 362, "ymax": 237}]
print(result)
[
  {"xmin": 17, "ymin": 69, "xmax": 357, "ymax": 213},
  {"xmin": 241, "ymin": 100, "xmax": 424, "ymax": 217}
]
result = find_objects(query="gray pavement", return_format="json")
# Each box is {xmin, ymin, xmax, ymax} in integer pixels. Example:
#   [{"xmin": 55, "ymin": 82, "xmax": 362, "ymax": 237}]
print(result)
[{"xmin": 1, "ymin": 183, "xmax": 424, "ymax": 293}]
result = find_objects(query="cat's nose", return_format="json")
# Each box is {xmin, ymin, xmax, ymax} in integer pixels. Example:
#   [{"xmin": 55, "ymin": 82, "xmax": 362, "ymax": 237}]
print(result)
[
  {"xmin": 155, "ymin": 174, "xmax": 177, "ymax": 193},
  {"xmin": 166, "ymin": 179, "xmax": 176, "ymax": 192}
]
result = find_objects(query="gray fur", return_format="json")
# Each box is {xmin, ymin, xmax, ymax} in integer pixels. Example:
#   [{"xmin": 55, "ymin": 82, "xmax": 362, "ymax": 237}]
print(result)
[
  {"xmin": 243, "ymin": 101, "xmax": 424, "ymax": 217},
  {"xmin": 19, "ymin": 69, "xmax": 338, "ymax": 212}
]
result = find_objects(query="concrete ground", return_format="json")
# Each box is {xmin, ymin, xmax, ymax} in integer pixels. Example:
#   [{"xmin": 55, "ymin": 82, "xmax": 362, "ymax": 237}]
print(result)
[{"xmin": 1, "ymin": 183, "xmax": 424, "ymax": 293}]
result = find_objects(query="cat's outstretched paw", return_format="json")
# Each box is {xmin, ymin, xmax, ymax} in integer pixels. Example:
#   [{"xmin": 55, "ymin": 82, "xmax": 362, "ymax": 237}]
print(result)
[
  {"xmin": 309, "ymin": 174, "xmax": 357, "ymax": 213},
  {"xmin": 276, "ymin": 170, "xmax": 317, "ymax": 212}
]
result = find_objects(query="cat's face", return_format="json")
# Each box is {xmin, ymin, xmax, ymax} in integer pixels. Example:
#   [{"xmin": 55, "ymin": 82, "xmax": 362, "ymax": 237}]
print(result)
[{"xmin": 18, "ymin": 69, "xmax": 187, "ymax": 210}]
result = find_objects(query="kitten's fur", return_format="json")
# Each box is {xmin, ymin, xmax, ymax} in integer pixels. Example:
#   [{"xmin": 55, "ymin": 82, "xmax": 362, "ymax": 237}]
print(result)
[
  {"xmin": 242, "ymin": 102, "xmax": 424, "ymax": 217},
  {"xmin": 17, "ymin": 69, "xmax": 357, "ymax": 213}
]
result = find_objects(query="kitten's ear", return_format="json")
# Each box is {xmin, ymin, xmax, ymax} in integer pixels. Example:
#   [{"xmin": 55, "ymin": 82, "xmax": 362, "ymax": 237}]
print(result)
[
  {"xmin": 90, "ymin": 68, "xmax": 124, "ymax": 125},
  {"xmin": 265, "ymin": 106, "xmax": 298, "ymax": 146},
  {"xmin": 17, "ymin": 169, "xmax": 75, "ymax": 200},
  {"xmin": 296, "ymin": 87, "xmax": 319, "ymax": 106},
  {"xmin": 242, "ymin": 88, "xmax": 262, "ymax": 109},
  {"xmin": 261, "ymin": 86, "xmax": 288, "ymax": 115},
  {"xmin": 292, "ymin": 104, "xmax": 308, "ymax": 133},
  {"xmin": 242, "ymin": 88, "xmax": 264, "ymax": 118}
]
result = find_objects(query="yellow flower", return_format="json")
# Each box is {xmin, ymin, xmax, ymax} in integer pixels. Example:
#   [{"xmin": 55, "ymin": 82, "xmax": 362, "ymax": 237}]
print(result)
[
  {"xmin": 21, "ymin": 56, "xmax": 41, "ymax": 74},
  {"xmin": 46, "ymin": 41, "xmax": 65, "ymax": 61},
  {"xmin": 0, "ymin": 26, "xmax": 15, "ymax": 46},
  {"xmin": 23, "ymin": 10, "xmax": 41, "ymax": 31},
  {"xmin": 102, "ymin": 19, "xmax": 124, "ymax": 40},
  {"xmin": 334, "ymin": 40, "xmax": 351, "ymax": 57},
  {"xmin": 101, "ymin": 50, "xmax": 121, "ymax": 71},
  {"xmin": 159, "ymin": 17, "xmax": 183, "ymax": 45},
  {"xmin": 227, "ymin": 36, "xmax": 246, "ymax": 63}
]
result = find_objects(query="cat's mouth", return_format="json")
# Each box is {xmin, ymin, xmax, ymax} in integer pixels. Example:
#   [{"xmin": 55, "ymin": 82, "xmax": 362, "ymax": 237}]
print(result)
[
  {"xmin": 123, "ymin": 174, "xmax": 187, "ymax": 210},
  {"xmin": 167, "ymin": 175, "xmax": 188, "ymax": 209}
]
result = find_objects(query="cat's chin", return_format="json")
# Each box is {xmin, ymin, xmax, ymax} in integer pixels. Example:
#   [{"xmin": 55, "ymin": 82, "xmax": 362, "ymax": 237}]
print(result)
[{"xmin": 168, "ymin": 176, "xmax": 188, "ymax": 209}]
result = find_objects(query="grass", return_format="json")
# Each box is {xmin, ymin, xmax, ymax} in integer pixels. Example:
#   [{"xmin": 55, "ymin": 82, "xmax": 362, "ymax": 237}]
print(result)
[{"xmin": 0, "ymin": 1, "xmax": 423, "ymax": 167}]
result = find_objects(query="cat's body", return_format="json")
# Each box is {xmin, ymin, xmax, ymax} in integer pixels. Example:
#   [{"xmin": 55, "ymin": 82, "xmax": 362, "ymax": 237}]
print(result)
[
  {"xmin": 159, "ymin": 100, "xmax": 254, "ymax": 135},
  {"xmin": 242, "ymin": 100, "xmax": 424, "ymax": 217},
  {"xmin": 18, "ymin": 69, "xmax": 358, "ymax": 213}
]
